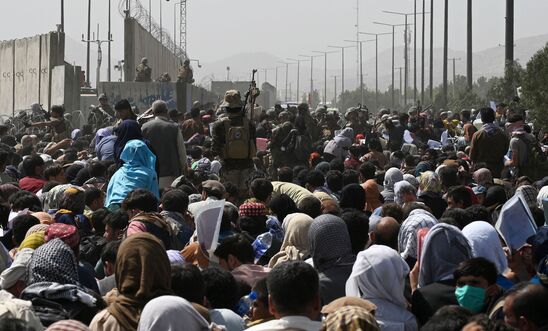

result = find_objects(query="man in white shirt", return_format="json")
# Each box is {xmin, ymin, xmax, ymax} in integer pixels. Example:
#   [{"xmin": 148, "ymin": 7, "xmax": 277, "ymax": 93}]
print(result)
[{"xmin": 246, "ymin": 261, "xmax": 322, "ymax": 331}]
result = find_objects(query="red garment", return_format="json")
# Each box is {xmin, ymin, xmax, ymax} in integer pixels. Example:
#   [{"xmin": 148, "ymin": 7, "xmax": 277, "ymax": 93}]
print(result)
[
  {"xmin": 19, "ymin": 176, "xmax": 47, "ymax": 194},
  {"xmin": 344, "ymin": 156, "xmax": 361, "ymax": 170}
]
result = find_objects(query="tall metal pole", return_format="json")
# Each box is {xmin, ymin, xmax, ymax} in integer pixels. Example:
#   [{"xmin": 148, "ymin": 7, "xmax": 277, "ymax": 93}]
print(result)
[
  {"xmin": 346, "ymin": 39, "xmax": 374, "ymax": 106},
  {"xmin": 505, "ymin": 0, "xmax": 514, "ymax": 73},
  {"xmin": 108, "ymin": 0, "xmax": 112, "ymax": 81},
  {"xmin": 448, "ymin": 57, "xmax": 461, "ymax": 98},
  {"xmin": 414, "ymin": 0, "xmax": 417, "ymax": 104},
  {"xmin": 429, "ymin": 0, "xmax": 434, "ymax": 102},
  {"xmin": 328, "ymin": 46, "xmax": 352, "ymax": 108},
  {"xmin": 467, "ymin": 0, "xmax": 473, "ymax": 90},
  {"xmin": 392, "ymin": 26, "xmax": 396, "ymax": 108},
  {"xmin": 375, "ymin": 35, "xmax": 379, "ymax": 108},
  {"xmin": 324, "ymin": 54, "xmax": 327, "ymax": 105},
  {"xmin": 356, "ymin": 0, "xmax": 360, "ymax": 86},
  {"xmin": 285, "ymin": 63, "xmax": 289, "ymax": 102},
  {"xmin": 404, "ymin": 15, "xmax": 408, "ymax": 106},
  {"xmin": 60, "ymin": 0, "xmax": 64, "ymax": 32},
  {"xmin": 421, "ymin": 0, "xmax": 425, "ymax": 104},
  {"xmin": 332, "ymin": 76, "xmax": 338, "ymax": 105},
  {"xmin": 86, "ymin": 0, "xmax": 91, "ymax": 86},
  {"xmin": 397, "ymin": 67, "xmax": 404, "ymax": 106},
  {"xmin": 443, "ymin": 0, "xmax": 449, "ymax": 108},
  {"xmin": 275, "ymin": 67, "xmax": 278, "ymax": 99}
]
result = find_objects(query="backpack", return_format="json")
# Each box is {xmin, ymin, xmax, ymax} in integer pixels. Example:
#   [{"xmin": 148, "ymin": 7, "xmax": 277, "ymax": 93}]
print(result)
[
  {"xmin": 516, "ymin": 135, "xmax": 548, "ymax": 180},
  {"xmin": 79, "ymin": 235, "xmax": 107, "ymax": 266},
  {"xmin": 223, "ymin": 116, "xmax": 252, "ymax": 159},
  {"xmin": 293, "ymin": 132, "xmax": 313, "ymax": 162}
]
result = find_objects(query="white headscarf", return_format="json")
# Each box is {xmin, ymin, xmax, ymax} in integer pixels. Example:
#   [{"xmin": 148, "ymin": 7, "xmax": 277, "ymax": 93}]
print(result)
[
  {"xmin": 462, "ymin": 221, "xmax": 508, "ymax": 275},
  {"xmin": 137, "ymin": 295, "xmax": 211, "ymax": 331},
  {"xmin": 0, "ymin": 248, "xmax": 33, "ymax": 289},
  {"xmin": 538, "ymin": 186, "xmax": 548, "ymax": 210},
  {"xmin": 383, "ymin": 168, "xmax": 404, "ymax": 191},
  {"xmin": 418, "ymin": 223, "xmax": 472, "ymax": 288},
  {"xmin": 346, "ymin": 245, "xmax": 409, "ymax": 309}
]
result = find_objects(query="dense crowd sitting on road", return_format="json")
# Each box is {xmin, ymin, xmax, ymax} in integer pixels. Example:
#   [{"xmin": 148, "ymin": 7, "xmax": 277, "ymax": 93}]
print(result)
[{"xmin": 0, "ymin": 91, "xmax": 547, "ymax": 331}]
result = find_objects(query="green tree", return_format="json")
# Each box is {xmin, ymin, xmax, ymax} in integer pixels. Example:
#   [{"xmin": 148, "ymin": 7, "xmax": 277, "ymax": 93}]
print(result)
[
  {"xmin": 522, "ymin": 43, "xmax": 548, "ymax": 130},
  {"xmin": 486, "ymin": 61, "xmax": 524, "ymax": 104}
]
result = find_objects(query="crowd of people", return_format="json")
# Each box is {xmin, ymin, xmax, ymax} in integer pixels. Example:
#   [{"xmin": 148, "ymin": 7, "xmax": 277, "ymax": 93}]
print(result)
[{"xmin": 0, "ymin": 88, "xmax": 547, "ymax": 331}]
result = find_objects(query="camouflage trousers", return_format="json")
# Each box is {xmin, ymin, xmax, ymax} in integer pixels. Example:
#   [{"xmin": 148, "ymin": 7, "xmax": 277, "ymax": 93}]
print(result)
[{"xmin": 221, "ymin": 167, "xmax": 252, "ymax": 199}]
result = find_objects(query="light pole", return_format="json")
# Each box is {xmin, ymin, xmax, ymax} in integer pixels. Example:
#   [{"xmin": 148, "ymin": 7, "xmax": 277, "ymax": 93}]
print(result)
[
  {"xmin": 344, "ymin": 39, "xmax": 375, "ymax": 106},
  {"xmin": 430, "ymin": 0, "xmax": 434, "ymax": 102},
  {"xmin": 189, "ymin": 59, "xmax": 201, "ymax": 68},
  {"xmin": 396, "ymin": 66, "xmax": 404, "ymax": 107},
  {"xmin": 313, "ymin": 51, "xmax": 337, "ymax": 106},
  {"xmin": 287, "ymin": 58, "xmax": 310, "ymax": 103},
  {"xmin": 332, "ymin": 75, "xmax": 338, "ymax": 105},
  {"xmin": 383, "ymin": 10, "xmax": 429, "ymax": 106},
  {"xmin": 443, "ymin": 0, "xmax": 449, "ymax": 108},
  {"xmin": 467, "ymin": 0, "xmax": 473, "ymax": 90},
  {"xmin": 81, "ymin": 25, "xmax": 113, "ymax": 87},
  {"xmin": 328, "ymin": 45, "xmax": 353, "ymax": 108},
  {"xmin": 448, "ymin": 57, "xmax": 461, "ymax": 98},
  {"xmin": 299, "ymin": 54, "xmax": 322, "ymax": 101},
  {"xmin": 373, "ymin": 22, "xmax": 408, "ymax": 109},
  {"xmin": 359, "ymin": 32, "xmax": 391, "ymax": 109}
]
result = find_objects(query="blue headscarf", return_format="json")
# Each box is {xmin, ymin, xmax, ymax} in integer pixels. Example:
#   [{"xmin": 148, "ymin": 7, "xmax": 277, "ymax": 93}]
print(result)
[
  {"xmin": 95, "ymin": 127, "xmax": 113, "ymax": 150},
  {"xmin": 114, "ymin": 120, "xmax": 143, "ymax": 163},
  {"xmin": 106, "ymin": 139, "xmax": 159, "ymax": 208}
]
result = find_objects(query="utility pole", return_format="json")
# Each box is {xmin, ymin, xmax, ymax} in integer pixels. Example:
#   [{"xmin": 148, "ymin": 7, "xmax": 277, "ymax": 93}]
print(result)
[
  {"xmin": 448, "ymin": 57, "xmax": 461, "ymax": 98},
  {"xmin": 360, "ymin": 32, "xmax": 391, "ymax": 109},
  {"xmin": 396, "ymin": 67, "xmax": 404, "ymax": 107},
  {"xmin": 86, "ymin": 0, "xmax": 91, "ymax": 86},
  {"xmin": 274, "ymin": 65, "xmax": 284, "ymax": 101},
  {"xmin": 328, "ymin": 45, "xmax": 353, "ymax": 108},
  {"xmin": 443, "ymin": 0, "xmax": 449, "ymax": 108},
  {"xmin": 355, "ymin": 0, "xmax": 360, "ymax": 87},
  {"xmin": 345, "ymin": 39, "xmax": 375, "ymax": 106},
  {"xmin": 429, "ymin": 0, "xmax": 434, "ymax": 102},
  {"xmin": 373, "ymin": 22, "xmax": 408, "ymax": 109},
  {"xmin": 300, "ymin": 54, "xmax": 323, "ymax": 100},
  {"xmin": 421, "ymin": 0, "xmax": 425, "ymax": 104},
  {"xmin": 60, "ymin": 0, "xmax": 64, "ymax": 33},
  {"xmin": 108, "ymin": 0, "xmax": 112, "ymax": 81},
  {"xmin": 332, "ymin": 75, "xmax": 338, "ymax": 105},
  {"xmin": 467, "ymin": 0, "xmax": 473, "ymax": 90},
  {"xmin": 414, "ymin": 0, "xmax": 417, "ymax": 104},
  {"xmin": 505, "ymin": 0, "xmax": 514, "ymax": 73},
  {"xmin": 313, "ymin": 51, "xmax": 337, "ymax": 106},
  {"xmin": 82, "ymin": 25, "xmax": 113, "ymax": 87},
  {"xmin": 287, "ymin": 58, "xmax": 310, "ymax": 103}
]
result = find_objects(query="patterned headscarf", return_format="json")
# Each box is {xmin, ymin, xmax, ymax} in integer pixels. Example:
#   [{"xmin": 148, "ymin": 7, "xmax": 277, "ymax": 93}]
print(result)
[
  {"xmin": 363, "ymin": 180, "xmax": 382, "ymax": 213},
  {"xmin": 25, "ymin": 224, "xmax": 49, "ymax": 237},
  {"xmin": 515, "ymin": 185, "xmax": 539, "ymax": 209},
  {"xmin": 46, "ymin": 320, "xmax": 91, "ymax": 331},
  {"xmin": 44, "ymin": 184, "xmax": 76, "ymax": 211},
  {"xmin": 403, "ymin": 174, "xmax": 419, "ymax": 191},
  {"xmin": 398, "ymin": 209, "xmax": 437, "ymax": 260},
  {"xmin": 321, "ymin": 306, "xmax": 380, "ymax": 331},
  {"xmin": 308, "ymin": 214, "xmax": 356, "ymax": 272},
  {"xmin": 28, "ymin": 238, "xmax": 79, "ymax": 285},
  {"xmin": 45, "ymin": 223, "xmax": 80, "ymax": 251},
  {"xmin": 419, "ymin": 171, "xmax": 441, "ymax": 194}
]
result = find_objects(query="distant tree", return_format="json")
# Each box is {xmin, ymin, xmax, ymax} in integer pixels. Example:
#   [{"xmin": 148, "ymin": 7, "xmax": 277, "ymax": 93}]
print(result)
[
  {"xmin": 522, "ymin": 43, "xmax": 548, "ymax": 131},
  {"xmin": 487, "ymin": 61, "xmax": 524, "ymax": 104}
]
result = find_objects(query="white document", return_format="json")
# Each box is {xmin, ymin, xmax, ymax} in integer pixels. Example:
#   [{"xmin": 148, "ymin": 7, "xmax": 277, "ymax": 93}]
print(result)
[
  {"xmin": 195, "ymin": 199, "xmax": 225, "ymax": 255},
  {"xmin": 495, "ymin": 192, "xmax": 537, "ymax": 251}
]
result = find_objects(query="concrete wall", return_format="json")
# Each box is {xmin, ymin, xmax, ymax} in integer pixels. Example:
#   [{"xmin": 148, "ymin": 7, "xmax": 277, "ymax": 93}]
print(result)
[
  {"xmin": 124, "ymin": 18, "xmax": 179, "ymax": 83},
  {"xmin": 97, "ymin": 82, "xmax": 219, "ymax": 115},
  {"xmin": 0, "ymin": 31, "xmax": 65, "ymax": 116},
  {"xmin": 51, "ymin": 63, "xmax": 81, "ymax": 113}
]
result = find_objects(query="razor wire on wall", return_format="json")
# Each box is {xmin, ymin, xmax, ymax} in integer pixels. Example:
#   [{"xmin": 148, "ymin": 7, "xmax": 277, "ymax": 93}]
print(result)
[{"xmin": 118, "ymin": 0, "xmax": 187, "ymax": 61}]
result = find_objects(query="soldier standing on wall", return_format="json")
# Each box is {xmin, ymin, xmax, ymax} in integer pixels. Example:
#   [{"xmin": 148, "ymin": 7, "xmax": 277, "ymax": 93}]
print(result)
[
  {"xmin": 135, "ymin": 57, "xmax": 152, "ymax": 82},
  {"xmin": 177, "ymin": 59, "xmax": 194, "ymax": 84}
]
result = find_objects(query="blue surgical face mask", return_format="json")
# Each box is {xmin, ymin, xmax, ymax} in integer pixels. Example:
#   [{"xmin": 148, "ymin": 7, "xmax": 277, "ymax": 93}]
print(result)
[{"xmin": 455, "ymin": 285, "xmax": 486, "ymax": 313}]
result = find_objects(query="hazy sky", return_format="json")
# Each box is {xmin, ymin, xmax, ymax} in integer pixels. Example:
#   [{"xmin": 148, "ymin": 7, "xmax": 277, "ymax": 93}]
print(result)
[{"xmin": 1, "ymin": 0, "xmax": 547, "ymax": 84}]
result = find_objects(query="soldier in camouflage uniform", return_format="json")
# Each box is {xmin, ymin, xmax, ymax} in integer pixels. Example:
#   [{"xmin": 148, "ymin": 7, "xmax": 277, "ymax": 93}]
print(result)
[
  {"xmin": 177, "ymin": 59, "xmax": 195, "ymax": 84},
  {"xmin": 135, "ymin": 57, "xmax": 152, "ymax": 82}
]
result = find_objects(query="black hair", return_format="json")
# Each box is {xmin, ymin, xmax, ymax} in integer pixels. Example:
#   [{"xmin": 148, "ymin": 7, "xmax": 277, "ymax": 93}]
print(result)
[
  {"xmin": 172, "ymin": 264, "xmax": 205, "ymax": 304},
  {"xmin": 342, "ymin": 169, "xmax": 360, "ymax": 187},
  {"xmin": 11, "ymin": 214, "xmax": 39, "ymax": 245},
  {"xmin": 9, "ymin": 191, "xmax": 41, "ymax": 212},
  {"xmin": 101, "ymin": 240, "xmax": 121, "ymax": 264},
  {"xmin": 339, "ymin": 184, "xmax": 366, "ymax": 211},
  {"xmin": 340, "ymin": 210, "xmax": 369, "ymax": 254},
  {"xmin": 22, "ymin": 155, "xmax": 44, "ymax": 177},
  {"xmin": 267, "ymin": 261, "xmax": 319, "ymax": 315},
  {"xmin": 42, "ymin": 181, "xmax": 61, "ymax": 193},
  {"xmin": 438, "ymin": 166, "xmax": 459, "ymax": 190},
  {"xmin": 89, "ymin": 161, "xmax": 107, "ymax": 178},
  {"xmin": 480, "ymin": 107, "xmax": 496, "ymax": 124},
  {"xmin": 277, "ymin": 167, "xmax": 293, "ymax": 183},
  {"xmin": 269, "ymin": 194, "xmax": 299, "ymax": 224},
  {"xmin": 250, "ymin": 178, "xmax": 273, "ymax": 202},
  {"xmin": 465, "ymin": 204, "xmax": 491, "ymax": 223},
  {"xmin": 50, "ymin": 105, "xmax": 65, "ymax": 115},
  {"xmin": 325, "ymin": 170, "xmax": 343, "ymax": 193},
  {"xmin": 114, "ymin": 99, "xmax": 131, "ymax": 111},
  {"xmin": 454, "ymin": 257, "xmax": 498, "ymax": 286},
  {"xmin": 190, "ymin": 107, "xmax": 201, "ymax": 118},
  {"xmin": 461, "ymin": 109, "xmax": 471, "ymax": 121},
  {"xmin": 161, "ymin": 189, "xmax": 189, "ymax": 213},
  {"xmin": 103, "ymin": 210, "xmax": 130, "ymax": 231},
  {"xmin": 381, "ymin": 203, "xmax": 404, "ymax": 224},
  {"xmin": 202, "ymin": 267, "xmax": 239, "ymax": 309},
  {"xmin": 359, "ymin": 162, "xmax": 376, "ymax": 180},
  {"xmin": 421, "ymin": 305, "xmax": 473, "ymax": 331},
  {"xmin": 221, "ymin": 204, "xmax": 238, "ymax": 232},
  {"xmin": 329, "ymin": 159, "xmax": 344, "ymax": 173},
  {"xmin": 122, "ymin": 189, "xmax": 158, "ymax": 212},
  {"xmin": 190, "ymin": 146, "xmax": 203, "ymax": 160},
  {"xmin": 238, "ymin": 216, "xmax": 267, "ymax": 238},
  {"xmin": 511, "ymin": 285, "xmax": 548, "ymax": 328},
  {"xmin": 368, "ymin": 139, "xmax": 382, "ymax": 152},
  {"xmin": 44, "ymin": 164, "xmax": 63, "ymax": 180},
  {"xmin": 297, "ymin": 196, "xmax": 322, "ymax": 219},
  {"xmin": 90, "ymin": 208, "xmax": 110, "ymax": 235},
  {"xmin": 402, "ymin": 202, "xmax": 431, "ymax": 220},
  {"xmin": 447, "ymin": 186, "xmax": 473, "ymax": 209},
  {"xmin": 214, "ymin": 233, "xmax": 254, "ymax": 264},
  {"xmin": 59, "ymin": 188, "xmax": 86, "ymax": 215},
  {"xmin": 306, "ymin": 170, "xmax": 325, "ymax": 188},
  {"xmin": 85, "ymin": 187, "xmax": 105, "ymax": 206}
]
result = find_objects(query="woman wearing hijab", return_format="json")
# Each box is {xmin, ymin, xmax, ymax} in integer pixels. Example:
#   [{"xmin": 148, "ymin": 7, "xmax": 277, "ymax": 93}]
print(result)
[
  {"xmin": 339, "ymin": 184, "xmax": 366, "ymax": 211},
  {"xmin": 323, "ymin": 127, "xmax": 354, "ymax": 161},
  {"xmin": 462, "ymin": 221, "xmax": 512, "ymax": 290},
  {"xmin": 268, "ymin": 213, "xmax": 313, "ymax": 268},
  {"xmin": 90, "ymin": 233, "xmax": 172, "ymax": 331},
  {"xmin": 105, "ymin": 140, "xmax": 159, "ymax": 210},
  {"xmin": 137, "ymin": 296, "xmax": 211, "ymax": 331},
  {"xmin": 381, "ymin": 168, "xmax": 404, "ymax": 203},
  {"xmin": 346, "ymin": 245, "xmax": 417, "ymax": 331},
  {"xmin": 113, "ymin": 120, "xmax": 144, "ymax": 165},
  {"xmin": 96, "ymin": 128, "xmax": 117, "ymax": 161},
  {"xmin": 362, "ymin": 179, "xmax": 382, "ymax": 213},
  {"xmin": 411, "ymin": 223, "xmax": 472, "ymax": 326},
  {"xmin": 21, "ymin": 239, "xmax": 104, "ymax": 326},
  {"xmin": 416, "ymin": 171, "xmax": 447, "ymax": 219},
  {"xmin": 308, "ymin": 214, "xmax": 356, "ymax": 305}
]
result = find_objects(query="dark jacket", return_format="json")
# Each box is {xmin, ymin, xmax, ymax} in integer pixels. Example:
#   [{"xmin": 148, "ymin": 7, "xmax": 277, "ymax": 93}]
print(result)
[
  {"xmin": 142, "ymin": 116, "xmax": 184, "ymax": 177},
  {"xmin": 470, "ymin": 128, "xmax": 509, "ymax": 178}
]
